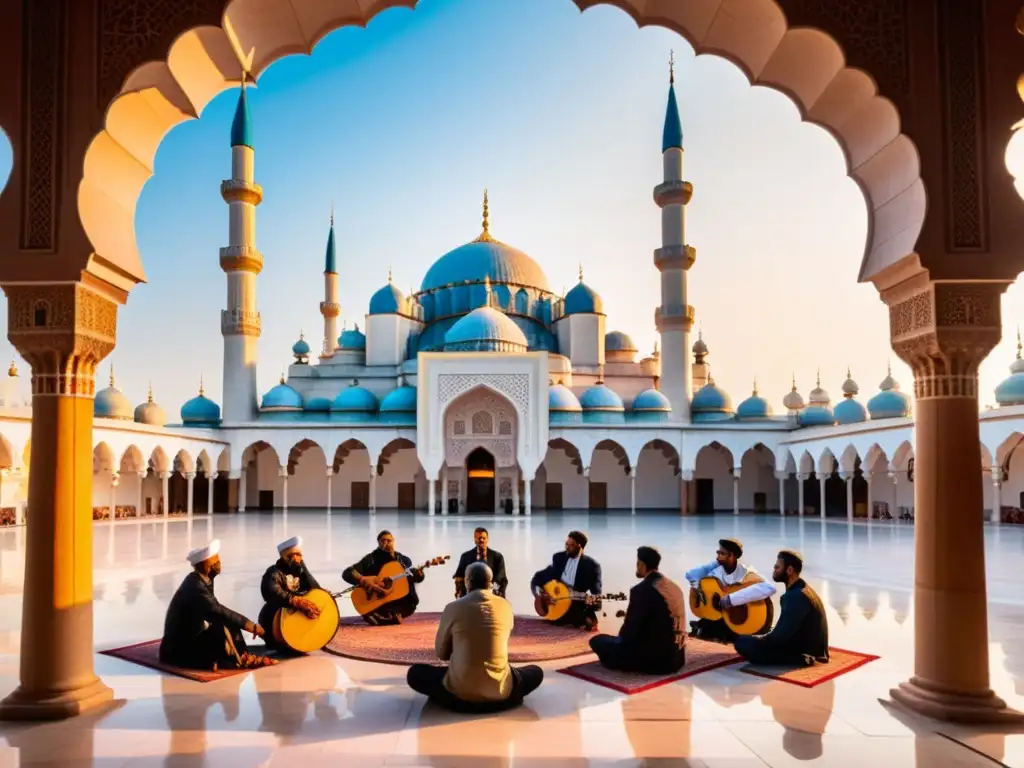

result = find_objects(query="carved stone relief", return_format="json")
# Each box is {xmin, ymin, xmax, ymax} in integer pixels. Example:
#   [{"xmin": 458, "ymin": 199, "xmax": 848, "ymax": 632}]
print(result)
[
  {"xmin": 438, "ymin": 373, "xmax": 531, "ymax": 450},
  {"xmin": 445, "ymin": 387, "xmax": 518, "ymax": 468}
]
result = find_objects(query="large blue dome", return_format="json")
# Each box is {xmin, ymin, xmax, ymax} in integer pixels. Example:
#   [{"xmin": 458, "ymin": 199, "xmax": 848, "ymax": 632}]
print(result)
[
  {"xmin": 421, "ymin": 240, "xmax": 550, "ymax": 293},
  {"xmin": 181, "ymin": 393, "xmax": 221, "ymax": 426},
  {"xmin": 261, "ymin": 381, "xmax": 303, "ymax": 410},
  {"xmin": 443, "ymin": 307, "xmax": 529, "ymax": 352},
  {"xmin": 332, "ymin": 384, "xmax": 379, "ymax": 412},
  {"xmin": 380, "ymin": 385, "xmax": 417, "ymax": 412}
]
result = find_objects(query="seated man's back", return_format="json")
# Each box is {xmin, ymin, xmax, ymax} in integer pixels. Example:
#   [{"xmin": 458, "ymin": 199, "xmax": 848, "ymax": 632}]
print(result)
[{"xmin": 437, "ymin": 589, "xmax": 513, "ymax": 702}]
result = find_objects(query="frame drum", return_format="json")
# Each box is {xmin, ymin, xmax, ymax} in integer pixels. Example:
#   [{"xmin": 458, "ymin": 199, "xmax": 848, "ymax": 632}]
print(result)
[{"xmin": 278, "ymin": 588, "xmax": 341, "ymax": 653}]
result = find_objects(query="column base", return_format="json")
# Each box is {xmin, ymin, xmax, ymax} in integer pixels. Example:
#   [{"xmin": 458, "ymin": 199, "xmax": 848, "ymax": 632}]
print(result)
[
  {"xmin": 890, "ymin": 678, "xmax": 1024, "ymax": 724},
  {"xmin": 0, "ymin": 676, "xmax": 114, "ymax": 721}
]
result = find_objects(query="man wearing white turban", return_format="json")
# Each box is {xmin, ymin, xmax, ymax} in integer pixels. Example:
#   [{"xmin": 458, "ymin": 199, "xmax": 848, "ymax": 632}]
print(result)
[
  {"xmin": 160, "ymin": 540, "xmax": 276, "ymax": 670},
  {"xmin": 258, "ymin": 536, "xmax": 323, "ymax": 652}
]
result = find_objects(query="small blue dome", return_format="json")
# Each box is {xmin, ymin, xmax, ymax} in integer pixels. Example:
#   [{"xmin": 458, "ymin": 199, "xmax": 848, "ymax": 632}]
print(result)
[
  {"xmin": 867, "ymin": 371, "xmax": 911, "ymax": 419},
  {"xmin": 692, "ymin": 380, "xmax": 733, "ymax": 415},
  {"xmin": 736, "ymin": 389, "xmax": 772, "ymax": 420},
  {"xmin": 181, "ymin": 393, "xmax": 221, "ymax": 426},
  {"xmin": 444, "ymin": 307, "xmax": 528, "ymax": 352},
  {"xmin": 549, "ymin": 383, "xmax": 582, "ymax": 412},
  {"xmin": 304, "ymin": 397, "xmax": 332, "ymax": 412},
  {"xmin": 261, "ymin": 381, "xmax": 303, "ymax": 411},
  {"xmin": 632, "ymin": 388, "xmax": 671, "ymax": 412},
  {"xmin": 338, "ymin": 326, "xmax": 366, "ymax": 350},
  {"xmin": 564, "ymin": 281, "xmax": 603, "ymax": 315},
  {"xmin": 369, "ymin": 282, "xmax": 405, "ymax": 315},
  {"xmin": 605, "ymin": 331, "xmax": 636, "ymax": 352},
  {"xmin": 834, "ymin": 398, "xmax": 867, "ymax": 425},
  {"xmin": 996, "ymin": 374, "xmax": 1024, "ymax": 406},
  {"xmin": 231, "ymin": 84, "xmax": 253, "ymax": 148},
  {"xmin": 332, "ymin": 383, "xmax": 379, "ymax": 412},
  {"xmin": 799, "ymin": 405, "xmax": 835, "ymax": 427},
  {"xmin": 292, "ymin": 336, "xmax": 310, "ymax": 357},
  {"xmin": 380, "ymin": 385, "xmax": 417, "ymax": 412},
  {"xmin": 95, "ymin": 381, "xmax": 132, "ymax": 421},
  {"xmin": 580, "ymin": 383, "xmax": 624, "ymax": 411}
]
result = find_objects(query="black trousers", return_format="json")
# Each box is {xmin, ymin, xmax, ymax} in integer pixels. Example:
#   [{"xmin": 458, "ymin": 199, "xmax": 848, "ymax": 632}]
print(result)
[
  {"xmin": 553, "ymin": 601, "xmax": 598, "ymax": 629},
  {"xmin": 692, "ymin": 617, "xmax": 736, "ymax": 643},
  {"xmin": 733, "ymin": 635, "xmax": 817, "ymax": 667},
  {"xmin": 362, "ymin": 595, "xmax": 418, "ymax": 625},
  {"xmin": 406, "ymin": 664, "xmax": 544, "ymax": 713},
  {"xmin": 160, "ymin": 621, "xmax": 248, "ymax": 670},
  {"xmin": 589, "ymin": 634, "xmax": 685, "ymax": 675}
]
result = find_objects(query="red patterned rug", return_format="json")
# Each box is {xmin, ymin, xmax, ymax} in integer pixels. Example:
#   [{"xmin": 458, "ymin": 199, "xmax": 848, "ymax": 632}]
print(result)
[
  {"xmin": 100, "ymin": 639, "xmax": 281, "ymax": 683},
  {"xmin": 557, "ymin": 638, "xmax": 742, "ymax": 694},
  {"xmin": 739, "ymin": 647, "xmax": 880, "ymax": 688},
  {"xmin": 325, "ymin": 612, "xmax": 595, "ymax": 665}
]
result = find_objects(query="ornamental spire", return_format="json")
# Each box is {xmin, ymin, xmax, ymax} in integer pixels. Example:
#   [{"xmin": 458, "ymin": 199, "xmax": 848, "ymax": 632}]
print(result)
[
  {"xmin": 578, "ymin": 262, "xmax": 584, "ymax": 282},
  {"xmin": 109, "ymin": 364, "xmax": 115, "ymax": 388},
  {"xmin": 199, "ymin": 374, "xmax": 205, "ymax": 397},
  {"xmin": 1018, "ymin": 326, "xmax": 1022, "ymax": 359},
  {"xmin": 472, "ymin": 189, "xmax": 496, "ymax": 243},
  {"xmin": 662, "ymin": 50, "xmax": 683, "ymax": 152},
  {"xmin": 147, "ymin": 381, "xmax": 154, "ymax": 404},
  {"xmin": 669, "ymin": 49, "xmax": 675, "ymax": 85}
]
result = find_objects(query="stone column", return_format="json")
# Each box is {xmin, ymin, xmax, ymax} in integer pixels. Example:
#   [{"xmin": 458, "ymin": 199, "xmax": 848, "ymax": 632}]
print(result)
[
  {"xmin": 0, "ymin": 283, "xmax": 117, "ymax": 719},
  {"xmin": 680, "ymin": 470, "xmax": 693, "ymax": 515},
  {"xmin": 818, "ymin": 475, "xmax": 827, "ymax": 518},
  {"xmin": 160, "ymin": 472, "xmax": 170, "ymax": 517},
  {"xmin": 630, "ymin": 468, "xmax": 637, "ymax": 516},
  {"xmin": 428, "ymin": 475, "xmax": 436, "ymax": 517},
  {"xmin": 238, "ymin": 468, "xmax": 247, "ymax": 513},
  {"xmin": 280, "ymin": 467, "xmax": 290, "ymax": 512},
  {"xmin": 136, "ymin": 472, "xmax": 145, "ymax": 518},
  {"xmin": 775, "ymin": 471, "xmax": 787, "ymax": 515},
  {"xmin": 108, "ymin": 473, "xmax": 118, "ymax": 521},
  {"xmin": 206, "ymin": 471, "xmax": 216, "ymax": 515},
  {"xmin": 866, "ymin": 472, "xmax": 874, "ymax": 520},
  {"xmin": 524, "ymin": 474, "xmax": 533, "ymax": 516},
  {"xmin": 325, "ymin": 468, "xmax": 333, "ymax": 514},
  {"xmin": 512, "ymin": 471, "xmax": 520, "ymax": 516},
  {"xmin": 732, "ymin": 470, "xmax": 740, "ymax": 516},
  {"xmin": 370, "ymin": 472, "xmax": 377, "ymax": 514},
  {"xmin": 493, "ymin": 471, "xmax": 500, "ymax": 513},
  {"xmin": 441, "ymin": 465, "xmax": 448, "ymax": 516},
  {"xmin": 185, "ymin": 472, "xmax": 195, "ymax": 517},
  {"xmin": 990, "ymin": 468, "xmax": 1002, "ymax": 524},
  {"xmin": 885, "ymin": 280, "xmax": 1021, "ymax": 723},
  {"xmin": 840, "ymin": 470, "xmax": 853, "ymax": 520}
]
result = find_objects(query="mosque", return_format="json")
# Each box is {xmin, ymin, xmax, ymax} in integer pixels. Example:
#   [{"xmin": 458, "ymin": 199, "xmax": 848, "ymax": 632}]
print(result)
[{"xmin": 0, "ymin": 67, "xmax": 1023, "ymax": 526}]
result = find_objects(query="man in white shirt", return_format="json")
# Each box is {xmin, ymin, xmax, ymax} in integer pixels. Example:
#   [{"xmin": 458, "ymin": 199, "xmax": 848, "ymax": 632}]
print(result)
[
  {"xmin": 530, "ymin": 530, "xmax": 603, "ymax": 629},
  {"xmin": 685, "ymin": 538, "xmax": 776, "ymax": 643}
]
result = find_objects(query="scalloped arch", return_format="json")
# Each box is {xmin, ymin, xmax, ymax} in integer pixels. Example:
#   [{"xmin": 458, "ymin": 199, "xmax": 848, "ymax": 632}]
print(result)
[{"xmin": 83, "ymin": 0, "xmax": 923, "ymax": 291}]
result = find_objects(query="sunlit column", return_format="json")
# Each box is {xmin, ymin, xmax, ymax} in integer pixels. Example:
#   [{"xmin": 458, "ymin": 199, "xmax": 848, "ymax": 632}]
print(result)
[
  {"xmin": 732, "ymin": 470, "xmax": 740, "ymax": 516},
  {"xmin": 370, "ymin": 471, "xmax": 376, "ymax": 515},
  {"xmin": 818, "ymin": 475, "xmax": 827, "ymax": 518},
  {"xmin": 325, "ymin": 467, "xmax": 333, "ymax": 514},
  {"xmin": 512, "ymin": 470, "xmax": 520, "ymax": 516},
  {"xmin": 840, "ymin": 470, "xmax": 853, "ymax": 520},
  {"xmin": 797, "ymin": 473, "xmax": 807, "ymax": 517},
  {"xmin": 160, "ymin": 471, "xmax": 170, "ymax": 518},
  {"xmin": 441, "ymin": 465, "xmax": 449, "ymax": 516},
  {"xmin": 775, "ymin": 470, "xmax": 787, "ymax": 515},
  {"xmin": 524, "ymin": 474, "xmax": 533, "ymax": 517},
  {"xmin": 866, "ymin": 472, "xmax": 874, "ymax": 520},
  {"xmin": 279, "ymin": 466, "xmax": 288, "ymax": 513},
  {"xmin": 185, "ymin": 472, "xmax": 195, "ymax": 517},
  {"xmin": 136, "ymin": 472, "xmax": 145, "ymax": 518},
  {"xmin": 990, "ymin": 468, "xmax": 1002, "ymax": 524},
  {"xmin": 238, "ymin": 468, "xmax": 247, "ymax": 513},
  {"xmin": 428, "ymin": 474, "xmax": 436, "ymax": 517},
  {"xmin": 109, "ymin": 473, "xmax": 118, "ymax": 521},
  {"xmin": 630, "ymin": 468, "xmax": 637, "ymax": 516},
  {"xmin": 206, "ymin": 471, "xmax": 216, "ymax": 515}
]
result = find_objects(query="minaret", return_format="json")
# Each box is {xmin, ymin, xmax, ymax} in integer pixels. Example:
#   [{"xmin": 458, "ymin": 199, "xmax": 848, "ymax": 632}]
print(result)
[
  {"xmin": 320, "ymin": 203, "xmax": 340, "ymax": 358},
  {"xmin": 653, "ymin": 51, "xmax": 694, "ymax": 423},
  {"xmin": 220, "ymin": 76, "xmax": 263, "ymax": 423}
]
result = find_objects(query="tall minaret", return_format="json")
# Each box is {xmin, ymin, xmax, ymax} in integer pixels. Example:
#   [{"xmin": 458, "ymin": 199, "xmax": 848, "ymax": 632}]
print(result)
[
  {"xmin": 320, "ymin": 204, "xmax": 340, "ymax": 358},
  {"xmin": 653, "ymin": 51, "xmax": 694, "ymax": 423},
  {"xmin": 220, "ymin": 77, "xmax": 263, "ymax": 423}
]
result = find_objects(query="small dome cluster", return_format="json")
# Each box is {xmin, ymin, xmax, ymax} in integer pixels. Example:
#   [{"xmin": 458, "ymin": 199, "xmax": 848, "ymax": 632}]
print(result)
[
  {"xmin": 181, "ymin": 378, "xmax": 221, "ymax": 427},
  {"xmin": 94, "ymin": 366, "xmax": 202, "ymax": 429}
]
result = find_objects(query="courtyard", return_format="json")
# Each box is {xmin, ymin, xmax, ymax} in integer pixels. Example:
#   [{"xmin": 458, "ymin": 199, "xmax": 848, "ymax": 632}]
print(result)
[{"xmin": 0, "ymin": 512, "xmax": 1020, "ymax": 766}]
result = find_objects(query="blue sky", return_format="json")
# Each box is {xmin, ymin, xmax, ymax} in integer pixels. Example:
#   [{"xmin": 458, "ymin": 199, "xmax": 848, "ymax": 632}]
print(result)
[{"xmin": 0, "ymin": 0, "xmax": 1021, "ymax": 415}]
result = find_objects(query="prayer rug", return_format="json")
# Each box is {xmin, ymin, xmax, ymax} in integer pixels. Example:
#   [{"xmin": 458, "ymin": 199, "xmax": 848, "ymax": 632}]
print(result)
[
  {"xmin": 325, "ymin": 612, "xmax": 594, "ymax": 665},
  {"xmin": 738, "ymin": 647, "xmax": 880, "ymax": 688},
  {"xmin": 99, "ymin": 639, "xmax": 279, "ymax": 683},
  {"xmin": 556, "ymin": 638, "xmax": 742, "ymax": 694}
]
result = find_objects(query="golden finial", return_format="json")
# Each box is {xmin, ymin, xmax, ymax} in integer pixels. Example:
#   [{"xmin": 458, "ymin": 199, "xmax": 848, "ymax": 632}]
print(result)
[
  {"xmin": 300, "ymin": 328, "xmax": 305, "ymax": 340},
  {"xmin": 330, "ymin": 200, "xmax": 334, "ymax": 227},
  {"xmin": 816, "ymin": 369, "xmax": 821, "ymax": 387},
  {"xmin": 388, "ymin": 265, "xmax": 393, "ymax": 283},
  {"xmin": 753, "ymin": 378, "xmax": 758, "ymax": 396},
  {"xmin": 7, "ymin": 360, "xmax": 17, "ymax": 378},
  {"xmin": 846, "ymin": 365, "xmax": 852, "ymax": 379},
  {"xmin": 707, "ymin": 365, "xmax": 714, "ymax": 386},
  {"xmin": 199, "ymin": 374, "xmax": 205, "ymax": 397},
  {"xmin": 887, "ymin": 359, "xmax": 892, "ymax": 376},
  {"xmin": 280, "ymin": 370, "xmax": 286, "ymax": 385},
  {"xmin": 791, "ymin": 373, "xmax": 797, "ymax": 391},
  {"xmin": 109, "ymin": 364, "xmax": 115, "ymax": 388},
  {"xmin": 1017, "ymin": 326, "xmax": 1022, "ymax": 359},
  {"xmin": 578, "ymin": 262, "xmax": 584, "ymax": 282},
  {"xmin": 653, "ymin": 340, "xmax": 659, "ymax": 355},
  {"xmin": 473, "ymin": 189, "xmax": 496, "ymax": 243},
  {"xmin": 669, "ymin": 49, "xmax": 675, "ymax": 85},
  {"xmin": 147, "ymin": 381, "xmax": 154, "ymax": 403}
]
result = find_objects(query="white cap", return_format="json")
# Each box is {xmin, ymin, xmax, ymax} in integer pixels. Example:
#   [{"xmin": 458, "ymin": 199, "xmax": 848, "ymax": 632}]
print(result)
[
  {"xmin": 187, "ymin": 539, "xmax": 220, "ymax": 566},
  {"xmin": 277, "ymin": 536, "xmax": 302, "ymax": 554}
]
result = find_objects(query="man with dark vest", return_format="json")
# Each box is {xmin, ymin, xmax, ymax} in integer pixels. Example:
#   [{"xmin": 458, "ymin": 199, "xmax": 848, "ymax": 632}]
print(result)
[
  {"xmin": 530, "ymin": 530, "xmax": 602, "ymax": 630},
  {"xmin": 342, "ymin": 530, "xmax": 424, "ymax": 625},
  {"xmin": 453, "ymin": 527, "xmax": 508, "ymax": 598},
  {"xmin": 258, "ymin": 535, "xmax": 322, "ymax": 651}
]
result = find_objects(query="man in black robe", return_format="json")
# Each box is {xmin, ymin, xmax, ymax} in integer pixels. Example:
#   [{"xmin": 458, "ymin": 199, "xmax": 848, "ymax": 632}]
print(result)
[
  {"xmin": 160, "ymin": 539, "xmax": 274, "ymax": 670},
  {"xmin": 590, "ymin": 546, "xmax": 686, "ymax": 674},
  {"xmin": 258, "ymin": 535, "xmax": 323, "ymax": 652},
  {"xmin": 453, "ymin": 527, "xmax": 508, "ymax": 598},
  {"xmin": 342, "ymin": 530, "xmax": 424, "ymax": 625},
  {"xmin": 530, "ymin": 530, "xmax": 602, "ymax": 630},
  {"xmin": 734, "ymin": 550, "xmax": 830, "ymax": 667}
]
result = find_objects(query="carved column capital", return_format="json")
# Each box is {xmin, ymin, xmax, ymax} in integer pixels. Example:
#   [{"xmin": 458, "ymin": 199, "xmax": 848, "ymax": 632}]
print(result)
[
  {"xmin": 882, "ymin": 279, "xmax": 1009, "ymax": 399},
  {"xmin": 3, "ymin": 284, "xmax": 118, "ymax": 396}
]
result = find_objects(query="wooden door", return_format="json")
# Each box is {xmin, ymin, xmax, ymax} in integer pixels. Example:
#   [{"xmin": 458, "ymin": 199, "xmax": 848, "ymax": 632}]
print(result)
[
  {"xmin": 696, "ymin": 478, "xmax": 714, "ymax": 514},
  {"xmin": 351, "ymin": 481, "xmax": 370, "ymax": 509},
  {"xmin": 258, "ymin": 490, "xmax": 274, "ymax": 510},
  {"xmin": 397, "ymin": 482, "xmax": 416, "ymax": 510},
  {"xmin": 545, "ymin": 483, "xmax": 563, "ymax": 510},
  {"xmin": 588, "ymin": 482, "xmax": 607, "ymax": 511}
]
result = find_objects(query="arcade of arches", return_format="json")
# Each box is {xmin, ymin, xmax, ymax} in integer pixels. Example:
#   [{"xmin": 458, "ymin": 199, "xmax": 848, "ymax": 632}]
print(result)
[{"xmin": 2, "ymin": 0, "xmax": 1024, "ymax": 726}]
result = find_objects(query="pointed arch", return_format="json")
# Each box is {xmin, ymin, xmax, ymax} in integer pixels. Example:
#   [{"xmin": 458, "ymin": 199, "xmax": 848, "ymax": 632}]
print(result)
[
  {"xmin": 93, "ymin": 442, "xmax": 116, "ymax": 474},
  {"xmin": 149, "ymin": 445, "xmax": 170, "ymax": 473},
  {"xmin": 590, "ymin": 439, "xmax": 631, "ymax": 475},
  {"xmin": 839, "ymin": 443, "xmax": 861, "ymax": 474},
  {"xmin": 119, "ymin": 445, "xmax": 145, "ymax": 474},
  {"xmin": 287, "ymin": 438, "xmax": 327, "ymax": 474},
  {"xmin": 173, "ymin": 448, "xmax": 195, "ymax": 475}
]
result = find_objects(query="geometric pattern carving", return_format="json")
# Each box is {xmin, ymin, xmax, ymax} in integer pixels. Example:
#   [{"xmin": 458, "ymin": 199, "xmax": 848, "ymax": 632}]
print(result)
[
  {"xmin": 471, "ymin": 411, "xmax": 493, "ymax": 435},
  {"xmin": 445, "ymin": 388, "xmax": 518, "ymax": 469},
  {"xmin": 22, "ymin": 0, "xmax": 65, "ymax": 251},
  {"xmin": 499, "ymin": 420, "xmax": 512, "ymax": 436},
  {"xmin": 937, "ymin": 0, "xmax": 985, "ymax": 250},
  {"xmin": 438, "ymin": 373, "xmax": 531, "ymax": 448},
  {"xmin": 453, "ymin": 421, "xmax": 466, "ymax": 436}
]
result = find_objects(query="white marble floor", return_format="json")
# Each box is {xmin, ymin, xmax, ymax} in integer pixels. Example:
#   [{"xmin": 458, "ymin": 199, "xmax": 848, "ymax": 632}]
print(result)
[{"xmin": 0, "ymin": 511, "xmax": 1022, "ymax": 766}]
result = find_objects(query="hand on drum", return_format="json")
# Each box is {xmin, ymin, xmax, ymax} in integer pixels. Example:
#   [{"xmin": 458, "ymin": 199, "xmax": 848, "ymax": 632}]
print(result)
[{"xmin": 293, "ymin": 596, "xmax": 321, "ymax": 619}]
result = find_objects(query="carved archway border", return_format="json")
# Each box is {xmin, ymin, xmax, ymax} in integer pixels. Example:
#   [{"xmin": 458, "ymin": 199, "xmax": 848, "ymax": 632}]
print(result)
[{"xmin": 77, "ymin": 0, "xmax": 922, "ymax": 296}]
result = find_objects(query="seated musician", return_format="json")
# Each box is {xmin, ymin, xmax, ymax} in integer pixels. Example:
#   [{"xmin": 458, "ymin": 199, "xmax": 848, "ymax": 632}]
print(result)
[
  {"xmin": 734, "ymin": 550, "xmax": 829, "ymax": 667},
  {"xmin": 257, "ymin": 536, "xmax": 322, "ymax": 652},
  {"xmin": 408, "ymin": 562, "xmax": 544, "ymax": 712},
  {"xmin": 454, "ymin": 527, "xmax": 508, "ymax": 598},
  {"xmin": 685, "ymin": 538, "xmax": 776, "ymax": 643},
  {"xmin": 342, "ymin": 530, "xmax": 424, "ymax": 625},
  {"xmin": 530, "ymin": 530, "xmax": 602, "ymax": 630},
  {"xmin": 160, "ymin": 539, "xmax": 275, "ymax": 670},
  {"xmin": 590, "ymin": 546, "xmax": 686, "ymax": 674}
]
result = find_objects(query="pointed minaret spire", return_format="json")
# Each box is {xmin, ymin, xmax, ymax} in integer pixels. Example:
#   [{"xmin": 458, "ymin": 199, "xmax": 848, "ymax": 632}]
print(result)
[
  {"xmin": 752, "ymin": 377, "xmax": 758, "ymax": 396},
  {"xmin": 473, "ymin": 189, "xmax": 496, "ymax": 243},
  {"xmin": 669, "ymin": 49, "xmax": 675, "ymax": 85},
  {"xmin": 578, "ymin": 262, "xmax": 584, "ymax": 282},
  {"xmin": 662, "ymin": 50, "xmax": 683, "ymax": 152},
  {"xmin": 319, "ymin": 206, "xmax": 341, "ymax": 360},
  {"xmin": 230, "ymin": 71, "xmax": 254, "ymax": 149},
  {"xmin": 791, "ymin": 373, "xmax": 797, "ymax": 390},
  {"xmin": 199, "ymin": 374, "xmax": 205, "ymax": 397},
  {"xmin": 147, "ymin": 381, "xmax": 154, "ymax": 404},
  {"xmin": 388, "ymin": 265, "xmax": 393, "ymax": 283}
]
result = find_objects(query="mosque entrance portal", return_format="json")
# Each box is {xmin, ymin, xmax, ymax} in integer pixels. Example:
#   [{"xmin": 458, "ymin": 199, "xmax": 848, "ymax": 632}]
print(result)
[{"xmin": 466, "ymin": 448, "xmax": 496, "ymax": 514}]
